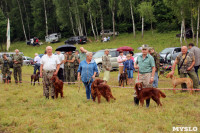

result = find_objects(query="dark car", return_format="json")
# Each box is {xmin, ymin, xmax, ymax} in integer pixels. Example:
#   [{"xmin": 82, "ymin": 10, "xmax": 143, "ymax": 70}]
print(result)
[
  {"xmin": 65, "ymin": 36, "xmax": 87, "ymax": 45},
  {"xmin": 176, "ymin": 29, "xmax": 194, "ymax": 38}
]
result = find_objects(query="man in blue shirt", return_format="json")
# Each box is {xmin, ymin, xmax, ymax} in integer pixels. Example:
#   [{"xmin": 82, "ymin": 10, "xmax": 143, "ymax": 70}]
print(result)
[{"xmin": 77, "ymin": 52, "xmax": 98, "ymax": 100}]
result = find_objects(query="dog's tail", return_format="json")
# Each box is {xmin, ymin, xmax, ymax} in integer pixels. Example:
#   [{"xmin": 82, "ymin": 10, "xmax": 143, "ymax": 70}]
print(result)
[{"xmin": 159, "ymin": 90, "xmax": 166, "ymax": 98}]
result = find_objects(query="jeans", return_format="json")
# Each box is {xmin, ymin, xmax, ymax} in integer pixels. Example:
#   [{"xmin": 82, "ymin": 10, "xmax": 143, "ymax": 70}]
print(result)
[
  {"xmin": 194, "ymin": 66, "xmax": 199, "ymax": 83},
  {"xmin": 127, "ymin": 70, "xmax": 133, "ymax": 78},
  {"xmin": 83, "ymin": 81, "xmax": 93, "ymax": 99},
  {"xmin": 34, "ymin": 63, "xmax": 40, "ymax": 74},
  {"xmin": 153, "ymin": 71, "xmax": 158, "ymax": 88}
]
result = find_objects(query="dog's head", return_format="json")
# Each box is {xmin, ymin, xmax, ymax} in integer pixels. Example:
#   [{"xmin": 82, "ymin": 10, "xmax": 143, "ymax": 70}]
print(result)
[
  {"xmin": 135, "ymin": 82, "xmax": 143, "ymax": 91},
  {"xmin": 93, "ymin": 79, "xmax": 104, "ymax": 87},
  {"xmin": 166, "ymin": 73, "xmax": 173, "ymax": 79},
  {"xmin": 50, "ymin": 75, "xmax": 57, "ymax": 82}
]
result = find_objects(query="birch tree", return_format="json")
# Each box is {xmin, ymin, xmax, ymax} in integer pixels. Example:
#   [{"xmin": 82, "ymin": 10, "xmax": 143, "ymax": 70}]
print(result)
[
  {"xmin": 43, "ymin": 0, "xmax": 48, "ymax": 36},
  {"xmin": 109, "ymin": 0, "xmax": 117, "ymax": 39}
]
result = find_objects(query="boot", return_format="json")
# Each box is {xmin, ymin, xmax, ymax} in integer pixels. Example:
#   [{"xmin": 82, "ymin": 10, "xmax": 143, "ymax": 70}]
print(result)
[
  {"xmin": 146, "ymin": 99, "xmax": 150, "ymax": 108},
  {"xmin": 51, "ymin": 96, "xmax": 54, "ymax": 99},
  {"xmin": 134, "ymin": 97, "xmax": 139, "ymax": 105}
]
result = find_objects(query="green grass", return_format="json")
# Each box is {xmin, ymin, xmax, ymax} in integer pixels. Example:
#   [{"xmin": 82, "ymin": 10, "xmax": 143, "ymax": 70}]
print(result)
[{"xmin": 0, "ymin": 31, "xmax": 199, "ymax": 133}]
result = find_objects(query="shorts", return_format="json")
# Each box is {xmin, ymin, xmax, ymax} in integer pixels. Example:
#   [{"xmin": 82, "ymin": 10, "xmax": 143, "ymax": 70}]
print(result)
[{"xmin": 127, "ymin": 70, "xmax": 133, "ymax": 78}]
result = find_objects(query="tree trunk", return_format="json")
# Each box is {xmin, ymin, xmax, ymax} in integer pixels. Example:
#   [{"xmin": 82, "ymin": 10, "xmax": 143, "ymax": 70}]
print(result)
[
  {"xmin": 16, "ymin": 0, "xmax": 27, "ymax": 41},
  {"xmin": 197, "ymin": 5, "xmax": 199, "ymax": 46},
  {"xmin": 183, "ymin": 18, "xmax": 187, "ymax": 44},
  {"xmin": 75, "ymin": 0, "xmax": 83, "ymax": 36},
  {"xmin": 180, "ymin": 10, "xmax": 183, "ymax": 46},
  {"xmin": 130, "ymin": 0, "xmax": 135, "ymax": 38},
  {"xmin": 142, "ymin": 17, "xmax": 144, "ymax": 38},
  {"xmin": 69, "ymin": 10, "xmax": 76, "ymax": 36},
  {"xmin": 43, "ymin": 0, "xmax": 48, "ymax": 36},
  {"xmin": 191, "ymin": 4, "xmax": 195, "ymax": 42},
  {"xmin": 94, "ymin": 18, "xmax": 99, "ymax": 40},
  {"xmin": 22, "ymin": 0, "xmax": 30, "ymax": 39},
  {"xmin": 89, "ymin": 7, "xmax": 96, "ymax": 40},
  {"xmin": 112, "ymin": 0, "xmax": 116, "ymax": 39},
  {"xmin": 98, "ymin": 0, "xmax": 104, "ymax": 37}
]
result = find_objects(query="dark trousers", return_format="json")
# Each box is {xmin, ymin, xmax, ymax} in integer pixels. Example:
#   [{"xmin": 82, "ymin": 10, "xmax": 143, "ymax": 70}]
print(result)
[
  {"xmin": 58, "ymin": 68, "xmax": 64, "ymax": 82},
  {"xmin": 34, "ymin": 63, "xmax": 40, "ymax": 74},
  {"xmin": 194, "ymin": 66, "xmax": 199, "ymax": 83}
]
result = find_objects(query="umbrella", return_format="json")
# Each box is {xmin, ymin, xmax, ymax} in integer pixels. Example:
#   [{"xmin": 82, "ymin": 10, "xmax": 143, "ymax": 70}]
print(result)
[
  {"xmin": 117, "ymin": 46, "xmax": 134, "ymax": 51},
  {"xmin": 55, "ymin": 44, "xmax": 76, "ymax": 52}
]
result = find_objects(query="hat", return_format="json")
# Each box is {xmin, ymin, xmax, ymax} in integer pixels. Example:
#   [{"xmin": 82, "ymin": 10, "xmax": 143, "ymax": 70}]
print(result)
[{"xmin": 141, "ymin": 44, "xmax": 149, "ymax": 50}]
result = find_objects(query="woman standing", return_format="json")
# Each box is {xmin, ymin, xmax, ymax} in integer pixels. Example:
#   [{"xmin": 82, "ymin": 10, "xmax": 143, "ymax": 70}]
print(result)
[{"xmin": 117, "ymin": 50, "xmax": 127, "ymax": 80}]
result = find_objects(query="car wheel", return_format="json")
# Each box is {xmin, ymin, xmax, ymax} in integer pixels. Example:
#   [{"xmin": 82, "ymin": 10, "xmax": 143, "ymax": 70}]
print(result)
[{"xmin": 97, "ymin": 63, "xmax": 103, "ymax": 73}]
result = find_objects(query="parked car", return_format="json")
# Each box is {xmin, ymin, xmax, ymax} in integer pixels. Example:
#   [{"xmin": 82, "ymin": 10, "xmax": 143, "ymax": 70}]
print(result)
[
  {"xmin": 65, "ymin": 36, "xmax": 87, "ymax": 45},
  {"xmin": 45, "ymin": 33, "xmax": 61, "ymax": 43},
  {"xmin": 23, "ymin": 56, "xmax": 34, "ymax": 66},
  {"xmin": 100, "ymin": 29, "xmax": 119, "ymax": 36},
  {"xmin": 159, "ymin": 47, "xmax": 181, "ymax": 65},
  {"xmin": 93, "ymin": 49, "xmax": 129, "ymax": 74}
]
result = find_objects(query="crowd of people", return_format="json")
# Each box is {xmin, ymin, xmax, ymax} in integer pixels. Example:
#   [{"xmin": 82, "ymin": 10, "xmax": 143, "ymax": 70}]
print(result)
[{"xmin": 0, "ymin": 43, "xmax": 200, "ymax": 105}]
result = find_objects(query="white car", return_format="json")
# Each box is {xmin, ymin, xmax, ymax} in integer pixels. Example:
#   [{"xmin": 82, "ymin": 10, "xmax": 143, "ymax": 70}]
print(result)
[{"xmin": 45, "ymin": 33, "xmax": 61, "ymax": 43}]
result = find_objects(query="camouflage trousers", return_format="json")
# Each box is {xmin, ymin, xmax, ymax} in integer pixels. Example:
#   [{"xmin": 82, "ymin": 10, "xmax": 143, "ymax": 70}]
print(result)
[
  {"xmin": 13, "ymin": 66, "xmax": 22, "ymax": 82},
  {"xmin": 74, "ymin": 65, "xmax": 79, "ymax": 80},
  {"xmin": 65, "ymin": 67, "xmax": 75, "ymax": 83},
  {"xmin": 43, "ymin": 70, "xmax": 55, "ymax": 97},
  {"xmin": 2, "ymin": 67, "xmax": 10, "ymax": 79}
]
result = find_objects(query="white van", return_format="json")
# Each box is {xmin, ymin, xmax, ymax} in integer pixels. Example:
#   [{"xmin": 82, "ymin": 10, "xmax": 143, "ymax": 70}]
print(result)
[{"xmin": 45, "ymin": 33, "xmax": 61, "ymax": 43}]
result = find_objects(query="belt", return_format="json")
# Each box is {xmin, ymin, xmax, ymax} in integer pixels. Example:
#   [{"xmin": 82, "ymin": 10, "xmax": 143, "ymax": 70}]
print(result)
[{"xmin": 43, "ymin": 70, "xmax": 55, "ymax": 73}]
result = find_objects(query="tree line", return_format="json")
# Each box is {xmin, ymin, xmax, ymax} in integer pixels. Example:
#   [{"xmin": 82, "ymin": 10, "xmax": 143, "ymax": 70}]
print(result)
[{"xmin": 0, "ymin": 0, "xmax": 200, "ymax": 46}]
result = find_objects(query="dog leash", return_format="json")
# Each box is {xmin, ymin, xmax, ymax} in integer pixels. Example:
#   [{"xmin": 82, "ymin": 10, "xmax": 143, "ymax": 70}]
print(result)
[{"xmin": 137, "ymin": 67, "xmax": 139, "ymax": 81}]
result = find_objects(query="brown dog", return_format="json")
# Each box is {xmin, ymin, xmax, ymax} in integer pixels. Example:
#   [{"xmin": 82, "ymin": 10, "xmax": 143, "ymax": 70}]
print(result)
[
  {"xmin": 31, "ymin": 72, "xmax": 40, "ymax": 86},
  {"xmin": 119, "ymin": 72, "xmax": 127, "ymax": 87},
  {"xmin": 134, "ymin": 82, "xmax": 166, "ymax": 106},
  {"xmin": 166, "ymin": 73, "xmax": 193, "ymax": 94},
  {"xmin": 50, "ymin": 75, "xmax": 64, "ymax": 98},
  {"xmin": 91, "ymin": 79, "xmax": 116, "ymax": 103}
]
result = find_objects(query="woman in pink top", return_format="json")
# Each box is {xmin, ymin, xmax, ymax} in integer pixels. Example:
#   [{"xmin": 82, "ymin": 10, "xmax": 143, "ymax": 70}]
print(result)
[{"xmin": 117, "ymin": 50, "xmax": 127, "ymax": 75}]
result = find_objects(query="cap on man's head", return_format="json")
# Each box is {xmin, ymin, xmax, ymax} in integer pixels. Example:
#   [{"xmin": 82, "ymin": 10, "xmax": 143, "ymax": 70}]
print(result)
[{"xmin": 141, "ymin": 44, "xmax": 149, "ymax": 50}]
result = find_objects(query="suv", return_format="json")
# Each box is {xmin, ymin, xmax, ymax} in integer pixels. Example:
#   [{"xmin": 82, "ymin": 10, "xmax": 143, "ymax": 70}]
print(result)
[
  {"xmin": 93, "ymin": 49, "xmax": 129, "ymax": 73},
  {"xmin": 100, "ymin": 29, "xmax": 119, "ymax": 36},
  {"xmin": 45, "ymin": 33, "xmax": 61, "ymax": 43},
  {"xmin": 65, "ymin": 36, "xmax": 87, "ymax": 45},
  {"xmin": 159, "ymin": 47, "xmax": 181, "ymax": 64}
]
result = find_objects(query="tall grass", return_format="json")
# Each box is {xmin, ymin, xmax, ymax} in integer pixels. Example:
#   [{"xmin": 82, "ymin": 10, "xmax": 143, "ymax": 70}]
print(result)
[{"xmin": 0, "ymin": 31, "xmax": 199, "ymax": 133}]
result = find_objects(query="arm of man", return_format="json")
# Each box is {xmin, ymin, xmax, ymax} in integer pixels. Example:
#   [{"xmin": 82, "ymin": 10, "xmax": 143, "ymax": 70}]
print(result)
[
  {"xmin": 40, "ymin": 64, "xmax": 43, "ymax": 77},
  {"xmin": 54, "ymin": 64, "xmax": 60, "ymax": 76},
  {"xmin": 171, "ymin": 59, "xmax": 178, "ymax": 75}
]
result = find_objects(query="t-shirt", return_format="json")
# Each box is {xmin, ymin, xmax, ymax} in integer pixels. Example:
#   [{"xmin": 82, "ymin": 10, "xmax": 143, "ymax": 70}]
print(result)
[
  {"xmin": 117, "ymin": 55, "xmax": 126, "ymax": 66},
  {"xmin": 40, "ymin": 54, "xmax": 60, "ymax": 71},
  {"xmin": 79, "ymin": 53, "xmax": 86, "ymax": 62},
  {"xmin": 57, "ymin": 54, "xmax": 65, "ymax": 69}
]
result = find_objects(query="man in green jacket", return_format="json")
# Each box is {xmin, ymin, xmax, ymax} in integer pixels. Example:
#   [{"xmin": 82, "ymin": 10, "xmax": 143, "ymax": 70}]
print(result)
[
  {"xmin": 13, "ymin": 49, "xmax": 23, "ymax": 84},
  {"xmin": 0, "ymin": 54, "xmax": 11, "ymax": 83}
]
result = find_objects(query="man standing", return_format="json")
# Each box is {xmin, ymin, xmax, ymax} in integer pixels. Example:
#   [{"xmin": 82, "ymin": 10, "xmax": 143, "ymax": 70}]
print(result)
[
  {"xmin": 149, "ymin": 47, "xmax": 160, "ymax": 88},
  {"xmin": 102, "ymin": 49, "xmax": 112, "ymax": 83},
  {"xmin": 33, "ymin": 53, "xmax": 41, "ymax": 74},
  {"xmin": 13, "ymin": 49, "xmax": 23, "ymax": 84},
  {"xmin": 188, "ymin": 43, "xmax": 200, "ymax": 83},
  {"xmin": 74, "ymin": 50, "xmax": 80, "ymax": 80},
  {"xmin": 77, "ymin": 52, "xmax": 98, "ymax": 100},
  {"xmin": 40, "ymin": 46, "xmax": 60, "ymax": 99},
  {"xmin": 79, "ymin": 47, "xmax": 87, "ymax": 62},
  {"xmin": 0, "ymin": 54, "xmax": 11, "ymax": 83},
  {"xmin": 171, "ymin": 46, "xmax": 199, "ymax": 91},
  {"xmin": 56, "ymin": 51, "xmax": 65, "ymax": 81},
  {"xmin": 65, "ymin": 51, "xmax": 75, "ymax": 84},
  {"xmin": 134, "ymin": 45, "xmax": 155, "ymax": 107}
]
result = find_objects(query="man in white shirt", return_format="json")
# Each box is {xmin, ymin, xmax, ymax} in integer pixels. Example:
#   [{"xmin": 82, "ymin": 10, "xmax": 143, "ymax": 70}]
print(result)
[
  {"xmin": 56, "ymin": 51, "xmax": 65, "ymax": 81},
  {"xmin": 40, "ymin": 46, "xmax": 60, "ymax": 99},
  {"xmin": 33, "ymin": 53, "xmax": 41, "ymax": 74}
]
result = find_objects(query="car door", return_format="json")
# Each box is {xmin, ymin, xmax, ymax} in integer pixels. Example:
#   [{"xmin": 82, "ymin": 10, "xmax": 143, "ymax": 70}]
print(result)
[{"xmin": 109, "ymin": 51, "xmax": 118, "ymax": 69}]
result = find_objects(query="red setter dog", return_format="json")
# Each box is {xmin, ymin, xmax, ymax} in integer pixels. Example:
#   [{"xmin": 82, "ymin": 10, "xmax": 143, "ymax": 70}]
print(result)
[
  {"xmin": 134, "ymin": 82, "xmax": 166, "ymax": 106},
  {"xmin": 31, "ymin": 72, "xmax": 40, "ymax": 86},
  {"xmin": 91, "ymin": 79, "xmax": 116, "ymax": 103},
  {"xmin": 50, "ymin": 75, "xmax": 64, "ymax": 98}
]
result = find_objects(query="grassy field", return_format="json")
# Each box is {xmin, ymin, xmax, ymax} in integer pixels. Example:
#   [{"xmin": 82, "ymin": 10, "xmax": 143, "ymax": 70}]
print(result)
[{"xmin": 0, "ymin": 31, "xmax": 200, "ymax": 133}]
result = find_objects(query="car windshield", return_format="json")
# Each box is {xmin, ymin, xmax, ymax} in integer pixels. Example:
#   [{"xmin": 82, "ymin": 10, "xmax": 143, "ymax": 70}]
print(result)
[
  {"xmin": 93, "ymin": 51, "xmax": 104, "ymax": 58},
  {"xmin": 160, "ymin": 48, "xmax": 174, "ymax": 54}
]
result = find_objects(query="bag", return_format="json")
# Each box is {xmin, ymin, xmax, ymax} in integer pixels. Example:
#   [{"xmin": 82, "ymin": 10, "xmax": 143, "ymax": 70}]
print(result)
[{"xmin": 178, "ymin": 52, "xmax": 188, "ymax": 75}]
